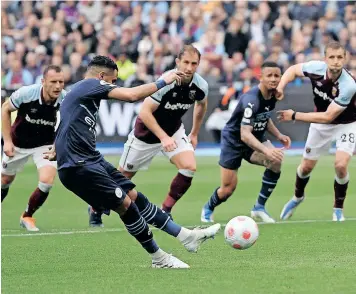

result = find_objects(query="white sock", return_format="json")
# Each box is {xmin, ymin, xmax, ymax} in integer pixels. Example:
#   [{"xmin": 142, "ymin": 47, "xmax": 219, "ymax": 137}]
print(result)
[
  {"xmin": 297, "ymin": 165, "xmax": 310, "ymax": 179},
  {"xmin": 293, "ymin": 195, "xmax": 304, "ymax": 202},
  {"xmin": 335, "ymin": 173, "xmax": 349, "ymax": 185},
  {"xmin": 177, "ymin": 227, "xmax": 191, "ymax": 242},
  {"xmin": 151, "ymin": 248, "xmax": 166, "ymax": 260}
]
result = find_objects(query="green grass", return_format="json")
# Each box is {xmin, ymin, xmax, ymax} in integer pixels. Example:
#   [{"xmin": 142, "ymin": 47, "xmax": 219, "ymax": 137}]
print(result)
[{"xmin": 2, "ymin": 156, "xmax": 356, "ymax": 294}]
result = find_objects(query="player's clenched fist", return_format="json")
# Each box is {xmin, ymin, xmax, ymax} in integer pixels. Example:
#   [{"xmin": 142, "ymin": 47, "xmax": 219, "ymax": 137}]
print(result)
[
  {"xmin": 275, "ymin": 87, "xmax": 284, "ymax": 101},
  {"xmin": 161, "ymin": 71, "xmax": 186, "ymax": 86},
  {"xmin": 161, "ymin": 136, "xmax": 177, "ymax": 152},
  {"xmin": 265, "ymin": 148, "xmax": 284, "ymax": 164},
  {"xmin": 3, "ymin": 141, "xmax": 15, "ymax": 158}
]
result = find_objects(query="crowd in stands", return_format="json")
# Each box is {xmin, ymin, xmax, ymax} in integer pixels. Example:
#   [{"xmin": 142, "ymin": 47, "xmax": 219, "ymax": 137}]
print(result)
[{"xmin": 2, "ymin": 0, "xmax": 356, "ymax": 95}]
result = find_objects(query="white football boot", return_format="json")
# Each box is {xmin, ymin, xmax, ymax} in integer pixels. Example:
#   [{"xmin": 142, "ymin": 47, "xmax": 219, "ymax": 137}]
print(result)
[
  {"xmin": 152, "ymin": 252, "xmax": 190, "ymax": 269},
  {"xmin": 182, "ymin": 223, "xmax": 221, "ymax": 253},
  {"xmin": 332, "ymin": 208, "xmax": 345, "ymax": 222}
]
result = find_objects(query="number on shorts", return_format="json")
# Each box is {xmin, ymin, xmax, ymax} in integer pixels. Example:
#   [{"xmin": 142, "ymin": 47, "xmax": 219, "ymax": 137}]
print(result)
[{"xmin": 341, "ymin": 133, "xmax": 355, "ymax": 143}]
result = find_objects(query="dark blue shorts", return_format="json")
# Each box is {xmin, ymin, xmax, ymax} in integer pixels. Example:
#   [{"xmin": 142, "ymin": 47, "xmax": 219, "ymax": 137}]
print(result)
[
  {"xmin": 219, "ymin": 133, "xmax": 255, "ymax": 170},
  {"xmin": 58, "ymin": 159, "xmax": 135, "ymax": 211}
]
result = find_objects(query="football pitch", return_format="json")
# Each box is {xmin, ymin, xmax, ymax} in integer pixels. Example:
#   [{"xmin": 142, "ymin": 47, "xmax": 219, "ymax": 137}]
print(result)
[{"xmin": 2, "ymin": 155, "xmax": 356, "ymax": 294}]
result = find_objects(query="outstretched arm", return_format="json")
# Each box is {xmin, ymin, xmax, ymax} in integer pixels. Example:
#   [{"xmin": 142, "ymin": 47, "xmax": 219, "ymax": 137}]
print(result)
[
  {"xmin": 108, "ymin": 71, "xmax": 185, "ymax": 102},
  {"xmin": 277, "ymin": 102, "xmax": 345, "ymax": 124},
  {"xmin": 275, "ymin": 64, "xmax": 304, "ymax": 100}
]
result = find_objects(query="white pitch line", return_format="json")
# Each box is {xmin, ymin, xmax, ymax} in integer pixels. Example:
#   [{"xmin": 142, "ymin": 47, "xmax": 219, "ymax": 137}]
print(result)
[{"xmin": 2, "ymin": 218, "xmax": 356, "ymax": 238}]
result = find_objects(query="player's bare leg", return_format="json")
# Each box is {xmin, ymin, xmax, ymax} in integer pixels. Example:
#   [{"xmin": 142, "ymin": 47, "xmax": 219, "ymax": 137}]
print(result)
[
  {"xmin": 112, "ymin": 193, "xmax": 189, "ymax": 268},
  {"xmin": 1, "ymin": 173, "xmax": 15, "ymax": 202},
  {"xmin": 118, "ymin": 166, "xmax": 136, "ymax": 180},
  {"xmin": 128, "ymin": 189, "xmax": 221, "ymax": 253},
  {"xmin": 333, "ymin": 150, "xmax": 351, "ymax": 221},
  {"xmin": 161, "ymin": 151, "xmax": 196, "ymax": 216},
  {"xmin": 249, "ymin": 145, "xmax": 281, "ymax": 223},
  {"xmin": 280, "ymin": 158, "xmax": 317, "ymax": 220},
  {"xmin": 201, "ymin": 167, "xmax": 237, "ymax": 223},
  {"xmin": 20, "ymin": 165, "xmax": 56, "ymax": 231}
]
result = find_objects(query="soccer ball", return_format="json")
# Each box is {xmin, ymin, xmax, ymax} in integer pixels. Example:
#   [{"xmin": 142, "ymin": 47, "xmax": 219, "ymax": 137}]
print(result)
[{"xmin": 224, "ymin": 216, "xmax": 259, "ymax": 250}]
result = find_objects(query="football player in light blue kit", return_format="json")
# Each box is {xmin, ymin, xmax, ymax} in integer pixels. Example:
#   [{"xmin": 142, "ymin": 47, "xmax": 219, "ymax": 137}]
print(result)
[
  {"xmin": 1, "ymin": 65, "xmax": 66, "ymax": 231},
  {"xmin": 277, "ymin": 42, "xmax": 356, "ymax": 221}
]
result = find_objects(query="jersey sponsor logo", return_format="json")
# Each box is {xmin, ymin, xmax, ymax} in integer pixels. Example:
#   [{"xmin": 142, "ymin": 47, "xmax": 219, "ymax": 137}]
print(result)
[
  {"xmin": 253, "ymin": 121, "xmax": 268, "ymax": 131},
  {"xmin": 313, "ymin": 87, "xmax": 333, "ymax": 102},
  {"xmin": 256, "ymin": 111, "xmax": 272, "ymax": 120},
  {"xmin": 164, "ymin": 101, "xmax": 192, "ymax": 110},
  {"xmin": 25, "ymin": 114, "xmax": 56, "ymax": 127},
  {"xmin": 244, "ymin": 107, "xmax": 253, "ymax": 118}
]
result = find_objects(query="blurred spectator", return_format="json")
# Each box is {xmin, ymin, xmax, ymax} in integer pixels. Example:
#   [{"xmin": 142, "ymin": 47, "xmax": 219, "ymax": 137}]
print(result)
[
  {"xmin": 4, "ymin": 59, "xmax": 33, "ymax": 90},
  {"xmin": 115, "ymin": 51, "xmax": 136, "ymax": 83},
  {"xmin": 77, "ymin": 0, "xmax": 103, "ymax": 24},
  {"xmin": 69, "ymin": 52, "xmax": 87, "ymax": 83},
  {"xmin": 25, "ymin": 52, "xmax": 41, "ymax": 78},
  {"xmin": 124, "ymin": 56, "xmax": 153, "ymax": 87},
  {"xmin": 224, "ymin": 18, "xmax": 249, "ymax": 58},
  {"xmin": 1, "ymin": 0, "xmax": 355, "ymax": 94}
]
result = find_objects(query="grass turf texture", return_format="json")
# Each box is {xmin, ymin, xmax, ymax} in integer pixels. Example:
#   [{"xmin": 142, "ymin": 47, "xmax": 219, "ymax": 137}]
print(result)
[{"xmin": 2, "ymin": 156, "xmax": 356, "ymax": 294}]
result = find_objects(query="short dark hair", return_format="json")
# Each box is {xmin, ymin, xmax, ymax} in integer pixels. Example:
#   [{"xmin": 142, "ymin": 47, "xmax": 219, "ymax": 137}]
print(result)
[
  {"xmin": 43, "ymin": 65, "xmax": 62, "ymax": 77},
  {"xmin": 88, "ymin": 55, "xmax": 118, "ymax": 71},
  {"xmin": 261, "ymin": 61, "xmax": 280, "ymax": 69},
  {"xmin": 177, "ymin": 45, "xmax": 201, "ymax": 61},
  {"xmin": 324, "ymin": 41, "xmax": 346, "ymax": 56}
]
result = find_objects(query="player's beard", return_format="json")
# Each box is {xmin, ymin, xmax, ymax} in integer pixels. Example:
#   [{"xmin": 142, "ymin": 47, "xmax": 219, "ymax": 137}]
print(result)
[{"xmin": 329, "ymin": 68, "xmax": 342, "ymax": 75}]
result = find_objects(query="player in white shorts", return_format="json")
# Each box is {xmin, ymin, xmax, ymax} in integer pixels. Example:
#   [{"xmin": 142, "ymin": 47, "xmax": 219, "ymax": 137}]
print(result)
[
  {"xmin": 1, "ymin": 65, "xmax": 66, "ymax": 231},
  {"xmin": 276, "ymin": 41, "xmax": 356, "ymax": 221},
  {"xmin": 88, "ymin": 45, "xmax": 208, "ymax": 226}
]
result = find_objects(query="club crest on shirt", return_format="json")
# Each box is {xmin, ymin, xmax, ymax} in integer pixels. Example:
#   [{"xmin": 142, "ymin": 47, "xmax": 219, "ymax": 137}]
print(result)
[
  {"xmin": 332, "ymin": 87, "xmax": 337, "ymax": 97},
  {"xmin": 126, "ymin": 163, "xmax": 134, "ymax": 170},
  {"xmin": 189, "ymin": 90, "xmax": 196, "ymax": 100}
]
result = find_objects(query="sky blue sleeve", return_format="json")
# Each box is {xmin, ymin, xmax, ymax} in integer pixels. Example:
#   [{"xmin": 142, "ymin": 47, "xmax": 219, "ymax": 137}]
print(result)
[
  {"xmin": 9, "ymin": 86, "xmax": 29, "ymax": 109},
  {"xmin": 334, "ymin": 75, "xmax": 356, "ymax": 106},
  {"xmin": 301, "ymin": 61, "xmax": 327, "ymax": 76}
]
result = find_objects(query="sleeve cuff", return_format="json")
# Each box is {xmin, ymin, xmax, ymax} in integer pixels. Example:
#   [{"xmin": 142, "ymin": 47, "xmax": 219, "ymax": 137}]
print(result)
[{"xmin": 9, "ymin": 97, "xmax": 19, "ymax": 109}]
